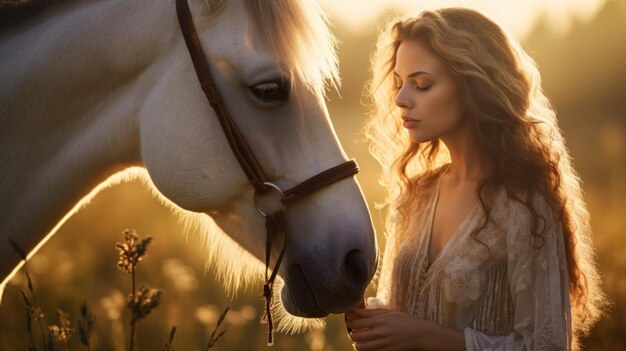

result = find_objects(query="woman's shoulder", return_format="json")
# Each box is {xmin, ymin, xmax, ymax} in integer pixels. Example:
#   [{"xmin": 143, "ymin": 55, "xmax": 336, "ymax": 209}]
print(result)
[
  {"xmin": 497, "ymin": 188, "xmax": 557, "ymax": 219},
  {"xmin": 492, "ymin": 187, "xmax": 562, "ymax": 241}
]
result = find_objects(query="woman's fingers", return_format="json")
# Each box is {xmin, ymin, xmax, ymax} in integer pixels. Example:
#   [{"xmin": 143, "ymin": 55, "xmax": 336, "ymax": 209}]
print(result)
[
  {"xmin": 346, "ymin": 316, "xmax": 379, "ymax": 329},
  {"xmin": 344, "ymin": 304, "xmax": 392, "ymax": 346},
  {"xmin": 349, "ymin": 328, "xmax": 378, "ymax": 342},
  {"xmin": 345, "ymin": 306, "xmax": 366, "ymax": 333}
]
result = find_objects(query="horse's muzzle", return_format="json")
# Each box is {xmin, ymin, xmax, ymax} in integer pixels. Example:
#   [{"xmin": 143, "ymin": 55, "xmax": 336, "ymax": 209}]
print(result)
[{"xmin": 280, "ymin": 247, "xmax": 373, "ymax": 317}]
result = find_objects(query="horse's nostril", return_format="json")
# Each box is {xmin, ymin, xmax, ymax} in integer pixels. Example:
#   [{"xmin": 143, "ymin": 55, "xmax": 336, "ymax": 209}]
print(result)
[{"xmin": 343, "ymin": 249, "xmax": 368, "ymax": 290}]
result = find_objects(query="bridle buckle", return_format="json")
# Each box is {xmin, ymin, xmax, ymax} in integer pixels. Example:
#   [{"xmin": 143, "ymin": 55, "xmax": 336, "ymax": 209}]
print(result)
[{"xmin": 254, "ymin": 182, "xmax": 285, "ymax": 217}]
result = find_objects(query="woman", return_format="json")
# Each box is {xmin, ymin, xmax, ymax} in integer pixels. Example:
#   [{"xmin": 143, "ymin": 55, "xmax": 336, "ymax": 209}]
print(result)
[{"xmin": 345, "ymin": 8, "xmax": 606, "ymax": 351}]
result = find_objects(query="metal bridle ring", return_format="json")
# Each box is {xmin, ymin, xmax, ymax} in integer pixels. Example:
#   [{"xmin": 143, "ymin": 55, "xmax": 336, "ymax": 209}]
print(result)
[{"xmin": 254, "ymin": 182, "xmax": 285, "ymax": 217}]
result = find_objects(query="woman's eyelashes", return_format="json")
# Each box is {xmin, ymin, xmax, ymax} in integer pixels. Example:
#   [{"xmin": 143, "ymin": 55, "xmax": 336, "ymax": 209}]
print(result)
[
  {"xmin": 402, "ymin": 82, "xmax": 433, "ymax": 91},
  {"xmin": 415, "ymin": 78, "xmax": 433, "ymax": 91},
  {"xmin": 394, "ymin": 76, "xmax": 433, "ymax": 91}
]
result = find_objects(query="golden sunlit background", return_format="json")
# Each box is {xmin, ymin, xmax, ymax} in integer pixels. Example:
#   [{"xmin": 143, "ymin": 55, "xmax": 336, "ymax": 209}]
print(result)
[{"xmin": 1, "ymin": 0, "xmax": 625, "ymax": 350}]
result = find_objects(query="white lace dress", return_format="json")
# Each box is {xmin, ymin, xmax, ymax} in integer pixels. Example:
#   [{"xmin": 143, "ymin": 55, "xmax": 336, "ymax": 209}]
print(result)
[{"xmin": 372, "ymin": 170, "xmax": 572, "ymax": 350}]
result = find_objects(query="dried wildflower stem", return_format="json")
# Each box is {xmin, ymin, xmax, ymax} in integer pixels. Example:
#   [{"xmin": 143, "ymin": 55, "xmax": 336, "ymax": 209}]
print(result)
[
  {"xmin": 24, "ymin": 309, "xmax": 36, "ymax": 351},
  {"xmin": 24, "ymin": 271, "xmax": 47, "ymax": 350},
  {"xmin": 48, "ymin": 310, "xmax": 75, "ymax": 351},
  {"xmin": 162, "ymin": 326, "xmax": 177, "ymax": 351},
  {"xmin": 20, "ymin": 291, "xmax": 37, "ymax": 351},
  {"xmin": 33, "ymin": 297, "xmax": 47, "ymax": 350},
  {"xmin": 115, "ymin": 230, "xmax": 155, "ymax": 351},
  {"xmin": 78, "ymin": 303, "xmax": 96, "ymax": 351},
  {"xmin": 10, "ymin": 239, "xmax": 48, "ymax": 351},
  {"xmin": 130, "ymin": 269, "xmax": 136, "ymax": 351},
  {"xmin": 31, "ymin": 282, "xmax": 47, "ymax": 351},
  {"xmin": 205, "ymin": 305, "xmax": 229, "ymax": 350}
]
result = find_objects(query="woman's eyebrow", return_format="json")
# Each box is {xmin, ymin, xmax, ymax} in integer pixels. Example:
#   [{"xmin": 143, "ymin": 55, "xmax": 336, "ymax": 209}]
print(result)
[{"xmin": 393, "ymin": 70, "xmax": 432, "ymax": 78}]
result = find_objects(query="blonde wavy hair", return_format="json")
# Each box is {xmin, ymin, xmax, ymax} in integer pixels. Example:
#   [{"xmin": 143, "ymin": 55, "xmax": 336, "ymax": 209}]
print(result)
[{"xmin": 364, "ymin": 7, "xmax": 606, "ymax": 346}]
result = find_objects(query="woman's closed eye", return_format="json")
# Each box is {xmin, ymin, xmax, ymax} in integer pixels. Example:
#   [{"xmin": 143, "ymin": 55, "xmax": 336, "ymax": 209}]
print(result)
[{"xmin": 414, "ymin": 79, "xmax": 433, "ymax": 91}]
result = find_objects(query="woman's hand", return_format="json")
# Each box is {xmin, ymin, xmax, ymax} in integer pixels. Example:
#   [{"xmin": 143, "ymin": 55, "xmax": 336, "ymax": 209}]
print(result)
[
  {"xmin": 345, "ymin": 308, "xmax": 427, "ymax": 351},
  {"xmin": 344, "ymin": 308, "xmax": 466, "ymax": 351}
]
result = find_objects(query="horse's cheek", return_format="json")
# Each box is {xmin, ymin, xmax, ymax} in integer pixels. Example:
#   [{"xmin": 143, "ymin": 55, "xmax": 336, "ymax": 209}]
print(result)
[{"xmin": 139, "ymin": 116, "xmax": 245, "ymax": 212}]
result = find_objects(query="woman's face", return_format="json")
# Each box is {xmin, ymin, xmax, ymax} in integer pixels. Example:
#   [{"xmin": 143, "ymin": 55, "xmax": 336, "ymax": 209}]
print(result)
[{"xmin": 394, "ymin": 39, "xmax": 465, "ymax": 143}]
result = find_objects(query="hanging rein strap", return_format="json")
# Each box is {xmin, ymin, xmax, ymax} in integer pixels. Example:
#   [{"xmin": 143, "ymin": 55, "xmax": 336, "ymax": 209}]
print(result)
[
  {"xmin": 175, "ymin": 0, "xmax": 359, "ymax": 345},
  {"xmin": 261, "ymin": 211, "xmax": 286, "ymax": 345}
]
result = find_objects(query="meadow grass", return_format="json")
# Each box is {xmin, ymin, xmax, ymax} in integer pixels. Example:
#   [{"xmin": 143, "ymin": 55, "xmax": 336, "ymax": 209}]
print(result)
[{"xmin": 10, "ymin": 229, "xmax": 229, "ymax": 351}]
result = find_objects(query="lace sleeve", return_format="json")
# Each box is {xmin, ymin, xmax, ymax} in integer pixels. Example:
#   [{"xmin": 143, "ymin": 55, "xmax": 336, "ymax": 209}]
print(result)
[{"xmin": 464, "ymin": 195, "xmax": 572, "ymax": 350}]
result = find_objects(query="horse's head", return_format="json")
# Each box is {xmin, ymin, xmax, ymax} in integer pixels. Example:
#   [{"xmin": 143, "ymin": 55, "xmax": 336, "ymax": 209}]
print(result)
[{"xmin": 139, "ymin": 0, "xmax": 377, "ymax": 319}]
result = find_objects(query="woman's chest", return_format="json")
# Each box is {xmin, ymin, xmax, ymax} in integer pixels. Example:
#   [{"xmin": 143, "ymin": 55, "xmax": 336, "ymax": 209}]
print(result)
[{"xmin": 428, "ymin": 179, "xmax": 480, "ymax": 264}]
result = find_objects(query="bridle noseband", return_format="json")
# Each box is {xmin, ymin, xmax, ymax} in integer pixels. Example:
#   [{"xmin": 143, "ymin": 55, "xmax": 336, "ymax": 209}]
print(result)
[{"xmin": 175, "ymin": 0, "xmax": 360, "ymax": 345}]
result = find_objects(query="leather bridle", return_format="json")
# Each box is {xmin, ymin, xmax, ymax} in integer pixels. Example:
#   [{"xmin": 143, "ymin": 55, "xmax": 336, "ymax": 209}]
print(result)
[{"xmin": 175, "ymin": 0, "xmax": 360, "ymax": 345}]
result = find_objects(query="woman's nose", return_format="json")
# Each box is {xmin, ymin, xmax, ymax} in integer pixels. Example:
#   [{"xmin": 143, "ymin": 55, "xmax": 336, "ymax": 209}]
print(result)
[{"xmin": 394, "ymin": 86, "xmax": 413, "ymax": 109}]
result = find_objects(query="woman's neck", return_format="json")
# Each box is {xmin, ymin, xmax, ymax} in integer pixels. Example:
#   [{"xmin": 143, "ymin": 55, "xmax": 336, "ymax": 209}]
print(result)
[{"xmin": 440, "ymin": 121, "xmax": 489, "ymax": 184}]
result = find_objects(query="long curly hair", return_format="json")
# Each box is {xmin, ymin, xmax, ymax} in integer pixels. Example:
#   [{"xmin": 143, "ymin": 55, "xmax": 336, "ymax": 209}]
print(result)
[{"xmin": 364, "ymin": 7, "xmax": 606, "ymax": 346}]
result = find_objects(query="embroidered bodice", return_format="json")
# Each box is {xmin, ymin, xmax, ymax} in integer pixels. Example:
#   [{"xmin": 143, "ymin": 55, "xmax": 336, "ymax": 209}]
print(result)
[{"xmin": 372, "ymin": 168, "xmax": 572, "ymax": 350}]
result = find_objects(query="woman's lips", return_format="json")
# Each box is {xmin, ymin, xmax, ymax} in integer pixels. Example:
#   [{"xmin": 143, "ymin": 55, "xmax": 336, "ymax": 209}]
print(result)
[{"xmin": 402, "ymin": 116, "xmax": 420, "ymax": 128}]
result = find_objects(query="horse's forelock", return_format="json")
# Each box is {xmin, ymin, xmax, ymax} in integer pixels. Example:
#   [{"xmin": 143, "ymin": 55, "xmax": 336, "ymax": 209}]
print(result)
[{"xmin": 242, "ymin": 0, "xmax": 340, "ymax": 103}]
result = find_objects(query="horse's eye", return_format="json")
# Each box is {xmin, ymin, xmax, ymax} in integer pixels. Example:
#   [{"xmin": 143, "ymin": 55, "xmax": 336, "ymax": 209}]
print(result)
[{"xmin": 250, "ymin": 80, "xmax": 290, "ymax": 104}]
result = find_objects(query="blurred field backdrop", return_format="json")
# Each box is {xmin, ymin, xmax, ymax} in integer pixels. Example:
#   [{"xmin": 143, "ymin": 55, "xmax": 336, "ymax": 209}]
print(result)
[{"xmin": 1, "ymin": 0, "xmax": 625, "ymax": 350}]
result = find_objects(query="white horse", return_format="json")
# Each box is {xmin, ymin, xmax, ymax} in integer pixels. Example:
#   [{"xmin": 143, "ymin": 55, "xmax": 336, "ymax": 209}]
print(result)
[{"xmin": 0, "ymin": 0, "xmax": 377, "ymax": 332}]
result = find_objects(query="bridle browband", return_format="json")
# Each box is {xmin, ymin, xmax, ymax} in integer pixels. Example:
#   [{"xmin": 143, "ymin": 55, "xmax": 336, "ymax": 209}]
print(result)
[{"xmin": 175, "ymin": 0, "xmax": 359, "ymax": 345}]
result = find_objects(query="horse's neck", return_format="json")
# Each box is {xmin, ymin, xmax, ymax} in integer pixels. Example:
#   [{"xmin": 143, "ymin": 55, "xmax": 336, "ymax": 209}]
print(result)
[{"xmin": 0, "ymin": 0, "xmax": 182, "ymax": 290}]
